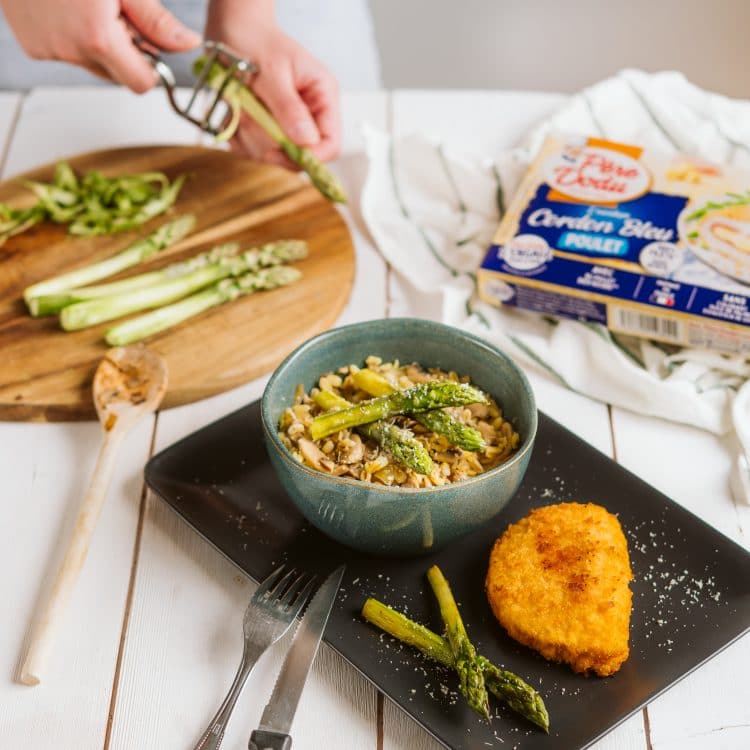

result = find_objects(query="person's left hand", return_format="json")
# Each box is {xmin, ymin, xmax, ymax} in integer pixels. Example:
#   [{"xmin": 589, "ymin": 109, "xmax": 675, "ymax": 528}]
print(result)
[{"xmin": 206, "ymin": 0, "xmax": 341, "ymax": 168}]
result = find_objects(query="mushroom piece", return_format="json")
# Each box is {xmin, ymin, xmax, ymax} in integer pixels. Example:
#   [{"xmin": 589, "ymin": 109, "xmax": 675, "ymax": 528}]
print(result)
[
  {"xmin": 297, "ymin": 437, "xmax": 328, "ymax": 470},
  {"xmin": 337, "ymin": 434, "xmax": 365, "ymax": 464}
]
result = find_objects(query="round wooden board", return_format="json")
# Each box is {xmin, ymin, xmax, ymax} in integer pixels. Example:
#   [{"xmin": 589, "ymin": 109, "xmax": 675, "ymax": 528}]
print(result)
[{"xmin": 0, "ymin": 146, "xmax": 355, "ymax": 421}]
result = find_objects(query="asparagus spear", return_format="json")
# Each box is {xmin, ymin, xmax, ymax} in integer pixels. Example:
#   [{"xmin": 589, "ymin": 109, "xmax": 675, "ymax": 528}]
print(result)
[
  {"xmin": 427, "ymin": 565, "xmax": 490, "ymax": 720},
  {"xmin": 313, "ymin": 390, "xmax": 433, "ymax": 475},
  {"xmin": 24, "ymin": 214, "xmax": 196, "ymax": 311},
  {"xmin": 193, "ymin": 57, "xmax": 347, "ymax": 204},
  {"xmin": 361, "ymin": 598, "xmax": 549, "ymax": 732},
  {"xmin": 311, "ymin": 382, "xmax": 487, "ymax": 441},
  {"xmin": 352, "ymin": 369, "xmax": 486, "ymax": 451},
  {"xmin": 60, "ymin": 240, "xmax": 307, "ymax": 331},
  {"xmin": 0, "ymin": 204, "xmax": 46, "ymax": 244},
  {"xmin": 30, "ymin": 242, "xmax": 241, "ymax": 316},
  {"xmin": 105, "ymin": 266, "xmax": 302, "ymax": 346}
]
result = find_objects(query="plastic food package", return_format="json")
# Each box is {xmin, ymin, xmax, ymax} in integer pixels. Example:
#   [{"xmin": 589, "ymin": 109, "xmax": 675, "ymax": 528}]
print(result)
[{"xmin": 478, "ymin": 134, "xmax": 750, "ymax": 354}]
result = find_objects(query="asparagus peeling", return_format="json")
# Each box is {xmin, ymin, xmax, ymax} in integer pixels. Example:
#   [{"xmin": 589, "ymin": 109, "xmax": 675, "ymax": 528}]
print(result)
[
  {"xmin": 427, "ymin": 565, "xmax": 490, "ymax": 720},
  {"xmin": 0, "ymin": 203, "xmax": 45, "ymax": 244},
  {"xmin": 193, "ymin": 57, "xmax": 347, "ymax": 204},
  {"xmin": 2, "ymin": 162, "xmax": 187, "ymax": 246},
  {"xmin": 313, "ymin": 389, "xmax": 433, "ymax": 475},
  {"xmin": 310, "ymin": 381, "xmax": 488, "ymax": 440},
  {"xmin": 105, "ymin": 265, "xmax": 302, "ymax": 346},
  {"xmin": 361, "ymin": 598, "xmax": 549, "ymax": 732},
  {"xmin": 60, "ymin": 239, "xmax": 307, "ymax": 331},
  {"xmin": 30, "ymin": 241, "xmax": 241, "ymax": 316},
  {"xmin": 352, "ymin": 368, "xmax": 487, "ymax": 451},
  {"xmin": 24, "ymin": 214, "xmax": 196, "ymax": 312}
]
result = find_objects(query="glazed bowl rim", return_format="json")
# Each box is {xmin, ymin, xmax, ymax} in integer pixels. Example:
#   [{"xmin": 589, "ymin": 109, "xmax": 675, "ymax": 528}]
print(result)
[{"xmin": 261, "ymin": 318, "xmax": 537, "ymax": 496}]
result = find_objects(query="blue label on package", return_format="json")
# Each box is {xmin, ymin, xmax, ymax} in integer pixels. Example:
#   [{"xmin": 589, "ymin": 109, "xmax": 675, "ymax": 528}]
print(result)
[
  {"xmin": 518, "ymin": 185, "xmax": 688, "ymax": 259},
  {"xmin": 481, "ymin": 246, "xmax": 750, "ymax": 326},
  {"xmin": 499, "ymin": 283, "xmax": 609, "ymax": 323}
]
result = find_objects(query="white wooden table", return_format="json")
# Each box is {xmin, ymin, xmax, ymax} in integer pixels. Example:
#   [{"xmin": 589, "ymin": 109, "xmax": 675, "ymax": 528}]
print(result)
[{"xmin": 1, "ymin": 87, "xmax": 748, "ymax": 750}]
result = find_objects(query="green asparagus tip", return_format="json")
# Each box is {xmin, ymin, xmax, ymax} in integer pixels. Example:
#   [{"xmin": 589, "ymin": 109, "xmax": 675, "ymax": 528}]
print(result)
[
  {"xmin": 310, "ymin": 381, "xmax": 488, "ymax": 440},
  {"xmin": 362, "ymin": 596, "xmax": 549, "ymax": 732},
  {"xmin": 194, "ymin": 56, "xmax": 348, "ymax": 204},
  {"xmin": 260, "ymin": 266, "xmax": 303, "ymax": 286},
  {"xmin": 427, "ymin": 565, "xmax": 491, "ymax": 720}
]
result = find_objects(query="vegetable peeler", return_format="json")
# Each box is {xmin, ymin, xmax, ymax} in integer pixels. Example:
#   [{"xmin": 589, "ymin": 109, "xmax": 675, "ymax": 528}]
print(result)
[{"xmin": 132, "ymin": 37, "xmax": 257, "ymax": 136}]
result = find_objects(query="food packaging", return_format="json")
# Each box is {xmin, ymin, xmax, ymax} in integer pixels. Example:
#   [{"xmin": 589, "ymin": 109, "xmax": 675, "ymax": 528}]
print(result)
[{"xmin": 478, "ymin": 134, "xmax": 750, "ymax": 353}]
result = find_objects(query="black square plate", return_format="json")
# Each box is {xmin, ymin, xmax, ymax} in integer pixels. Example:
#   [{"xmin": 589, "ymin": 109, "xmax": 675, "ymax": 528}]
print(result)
[{"xmin": 145, "ymin": 401, "xmax": 750, "ymax": 749}]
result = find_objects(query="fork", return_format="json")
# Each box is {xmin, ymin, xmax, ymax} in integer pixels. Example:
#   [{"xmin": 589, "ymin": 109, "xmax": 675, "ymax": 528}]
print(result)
[{"xmin": 193, "ymin": 566, "xmax": 315, "ymax": 750}]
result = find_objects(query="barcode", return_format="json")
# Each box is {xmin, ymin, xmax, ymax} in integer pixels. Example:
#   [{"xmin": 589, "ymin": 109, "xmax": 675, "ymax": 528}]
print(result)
[{"xmin": 611, "ymin": 307, "xmax": 684, "ymax": 342}]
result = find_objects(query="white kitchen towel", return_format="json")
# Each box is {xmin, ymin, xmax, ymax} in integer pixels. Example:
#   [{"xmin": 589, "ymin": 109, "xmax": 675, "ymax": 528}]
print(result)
[{"xmin": 361, "ymin": 69, "xmax": 750, "ymax": 503}]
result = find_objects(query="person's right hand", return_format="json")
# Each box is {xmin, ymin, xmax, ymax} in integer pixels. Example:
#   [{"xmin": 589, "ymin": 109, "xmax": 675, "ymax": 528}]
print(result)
[{"xmin": 0, "ymin": 0, "xmax": 201, "ymax": 93}]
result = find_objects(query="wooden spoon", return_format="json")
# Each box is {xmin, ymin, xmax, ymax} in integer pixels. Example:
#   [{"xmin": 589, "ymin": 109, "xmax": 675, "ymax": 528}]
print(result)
[{"xmin": 19, "ymin": 346, "xmax": 168, "ymax": 686}]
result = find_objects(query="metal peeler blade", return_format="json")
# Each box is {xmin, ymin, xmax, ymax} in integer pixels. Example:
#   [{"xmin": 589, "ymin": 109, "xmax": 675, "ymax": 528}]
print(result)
[{"xmin": 132, "ymin": 37, "xmax": 257, "ymax": 136}]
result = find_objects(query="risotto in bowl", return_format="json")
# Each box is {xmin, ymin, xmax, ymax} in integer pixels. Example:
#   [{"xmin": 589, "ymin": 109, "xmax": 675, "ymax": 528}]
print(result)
[{"xmin": 261, "ymin": 318, "xmax": 536, "ymax": 556}]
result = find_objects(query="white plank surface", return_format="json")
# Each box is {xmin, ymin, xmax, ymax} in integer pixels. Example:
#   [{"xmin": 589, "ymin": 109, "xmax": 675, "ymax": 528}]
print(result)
[
  {"xmin": 0, "ymin": 420, "xmax": 153, "ymax": 749},
  {"xmin": 329, "ymin": 91, "xmax": 389, "ymax": 328},
  {"xmin": 0, "ymin": 89, "xmax": 162, "ymax": 749},
  {"xmin": 2, "ymin": 85, "xmax": 748, "ymax": 750},
  {"xmin": 2, "ymin": 87, "xmax": 199, "ymax": 176},
  {"xmin": 106, "ymin": 92, "xmax": 388, "ymax": 750},
  {"xmin": 391, "ymin": 90, "xmax": 567, "ymax": 157}
]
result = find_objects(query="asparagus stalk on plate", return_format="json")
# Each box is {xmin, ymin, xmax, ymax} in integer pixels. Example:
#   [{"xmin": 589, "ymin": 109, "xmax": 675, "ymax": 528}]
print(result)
[
  {"xmin": 24, "ymin": 214, "xmax": 196, "ymax": 312},
  {"xmin": 361, "ymin": 598, "xmax": 549, "ymax": 732},
  {"xmin": 193, "ymin": 57, "xmax": 347, "ymax": 204},
  {"xmin": 426, "ymin": 565, "xmax": 491, "ymax": 720},
  {"xmin": 60, "ymin": 239, "xmax": 307, "ymax": 331},
  {"xmin": 105, "ymin": 265, "xmax": 302, "ymax": 346},
  {"xmin": 352, "ymin": 369, "xmax": 486, "ymax": 451},
  {"xmin": 310, "ymin": 382, "xmax": 488, "ymax": 440},
  {"xmin": 313, "ymin": 390, "xmax": 433, "ymax": 475},
  {"xmin": 30, "ymin": 242, "xmax": 241, "ymax": 317}
]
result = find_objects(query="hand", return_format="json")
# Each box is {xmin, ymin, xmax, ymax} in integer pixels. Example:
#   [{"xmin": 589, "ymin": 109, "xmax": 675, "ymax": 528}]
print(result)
[
  {"xmin": 206, "ymin": 0, "xmax": 341, "ymax": 166},
  {"xmin": 0, "ymin": 0, "xmax": 201, "ymax": 93}
]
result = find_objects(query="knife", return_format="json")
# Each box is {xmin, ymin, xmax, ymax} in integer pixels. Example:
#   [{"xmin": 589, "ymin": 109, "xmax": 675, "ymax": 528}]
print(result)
[{"xmin": 248, "ymin": 564, "xmax": 346, "ymax": 750}]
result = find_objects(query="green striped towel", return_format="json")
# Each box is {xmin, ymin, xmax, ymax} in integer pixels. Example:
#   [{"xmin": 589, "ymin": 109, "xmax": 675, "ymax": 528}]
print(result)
[{"xmin": 361, "ymin": 69, "xmax": 750, "ymax": 504}]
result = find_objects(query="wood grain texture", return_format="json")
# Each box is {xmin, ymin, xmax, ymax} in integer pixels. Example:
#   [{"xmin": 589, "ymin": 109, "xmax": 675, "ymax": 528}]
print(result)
[{"xmin": 0, "ymin": 145, "xmax": 355, "ymax": 421}]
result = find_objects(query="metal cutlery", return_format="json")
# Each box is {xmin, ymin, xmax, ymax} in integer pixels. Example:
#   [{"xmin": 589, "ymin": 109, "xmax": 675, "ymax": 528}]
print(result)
[
  {"xmin": 249, "ymin": 565, "xmax": 346, "ymax": 750},
  {"xmin": 193, "ymin": 566, "xmax": 315, "ymax": 750}
]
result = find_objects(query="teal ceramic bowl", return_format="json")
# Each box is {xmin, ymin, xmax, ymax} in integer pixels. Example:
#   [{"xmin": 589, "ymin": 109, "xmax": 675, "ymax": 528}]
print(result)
[{"xmin": 261, "ymin": 318, "xmax": 537, "ymax": 556}]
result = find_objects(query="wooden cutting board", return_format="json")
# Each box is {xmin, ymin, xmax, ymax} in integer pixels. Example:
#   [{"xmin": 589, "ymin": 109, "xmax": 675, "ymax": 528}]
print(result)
[{"xmin": 0, "ymin": 145, "xmax": 355, "ymax": 421}]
